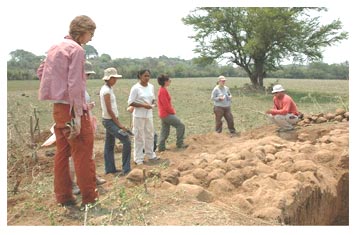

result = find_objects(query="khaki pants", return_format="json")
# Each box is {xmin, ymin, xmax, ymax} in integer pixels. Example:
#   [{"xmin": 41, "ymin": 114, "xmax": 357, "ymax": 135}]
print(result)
[{"xmin": 267, "ymin": 113, "xmax": 298, "ymax": 129}]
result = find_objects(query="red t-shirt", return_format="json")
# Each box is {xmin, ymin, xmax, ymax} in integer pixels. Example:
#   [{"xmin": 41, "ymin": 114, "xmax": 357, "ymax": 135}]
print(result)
[
  {"xmin": 271, "ymin": 94, "xmax": 298, "ymax": 115},
  {"xmin": 157, "ymin": 87, "xmax": 175, "ymax": 118}
]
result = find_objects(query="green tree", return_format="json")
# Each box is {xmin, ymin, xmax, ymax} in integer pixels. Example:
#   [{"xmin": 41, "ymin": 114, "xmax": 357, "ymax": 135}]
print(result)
[
  {"xmin": 182, "ymin": 7, "xmax": 348, "ymax": 88},
  {"xmin": 84, "ymin": 45, "xmax": 98, "ymax": 59},
  {"xmin": 7, "ymin": 49, "xmax": 44, "ymax": 80}
]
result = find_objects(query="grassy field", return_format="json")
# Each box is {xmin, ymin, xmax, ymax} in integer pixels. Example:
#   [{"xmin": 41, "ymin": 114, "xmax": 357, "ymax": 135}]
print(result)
[
  {"xmin": 7, "ymin": 77, "xmax": 349, "ymax": 145},
  {"xmin": 6, "ymin": 77, "xmax": 349, "ymax": 225}
]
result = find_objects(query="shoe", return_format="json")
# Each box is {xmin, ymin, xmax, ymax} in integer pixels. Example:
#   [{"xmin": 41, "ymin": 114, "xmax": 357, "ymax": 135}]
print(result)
[
  {"xmin": 135, "ymin": 161, "xmax": 144, "ymax": 165},
  {"xmin": 157, "ymin": 148, "xmax": 169, "ymax": 152},
  {"xmin": 96, "ymin": 176, "xmax": 106, "ymax": 185},
  {"xmin": 118, "ymin": 170, "xmax": 130, "ymax": 177},
  {"xmin": 177, "ymin": 144, "xmax": 189, "ymax": 149},
  {"xmin": 105, "ymin": 169, "xmax": 120, "ymax": 175},
  {"xmin": 149, "ymin": 156, "xmax": 161, "ymax": 161},
  {"xmin": 146, "ymin": 157, "xmax": 163, "ymax": 166},
  {"xmin": 58, "ymin": 199, "xmax": 77, "ymax": 207},
  {"xmin": 80, "ymin": 198, "xmax": 99, "ymax": 211},
  {"xmin": 72, "ymin": 184, "xmax": 80, "ymax": 195},
  {"xmin": 230, "ymin": 132, "xmax": 240, "ymax": 137},
  {"xmin": 277, "ymin": 127, "xmax": 295, "ymax": 132}
]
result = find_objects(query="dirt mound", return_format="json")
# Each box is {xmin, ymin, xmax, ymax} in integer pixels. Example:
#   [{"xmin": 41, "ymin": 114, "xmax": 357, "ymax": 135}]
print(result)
[
  {"xmin": 7, "ymin": 121, "xmax": 349, "ymax": 225},
  {"xmin": 125, "ymin": 121, "xmax": 349, "ymax": 225}
]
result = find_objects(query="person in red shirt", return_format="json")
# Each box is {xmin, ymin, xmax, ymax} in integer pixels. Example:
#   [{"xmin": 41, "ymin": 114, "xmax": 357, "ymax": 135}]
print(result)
[
  {"xmin": 157, "ymin": 74, "xmax": 188, "ymax": 151},
  {"xmin": 266, "ymin": 84, "xmax": 299, "ymax": 132}
]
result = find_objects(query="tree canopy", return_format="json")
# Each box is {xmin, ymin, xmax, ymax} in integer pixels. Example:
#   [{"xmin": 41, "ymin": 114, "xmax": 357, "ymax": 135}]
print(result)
[{"xmin": 182, "ymin": 7, "xmax": 349, "ymax": 88}]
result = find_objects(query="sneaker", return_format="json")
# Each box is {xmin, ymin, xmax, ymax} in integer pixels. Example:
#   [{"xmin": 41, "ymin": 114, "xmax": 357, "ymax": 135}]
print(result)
[
  {"xmin": 96, "ymin": 176, "xmax": 106, "ymax": 185},
  {"xmin": 135, "ymin": 161, "xmax": 144, "ymax": 165},
  {"xmin": 149, "ymin": 156, "xmax": 161, "ymax": 161},
  {"xmin": 72, "ymin": 184, "xmax": 80, "ymax": 195}
]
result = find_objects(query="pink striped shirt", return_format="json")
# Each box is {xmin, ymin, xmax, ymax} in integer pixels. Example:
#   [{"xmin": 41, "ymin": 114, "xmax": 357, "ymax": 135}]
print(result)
[{"xmin": 38, "ymin": 36, "xmax": 86, "ymax": 117}]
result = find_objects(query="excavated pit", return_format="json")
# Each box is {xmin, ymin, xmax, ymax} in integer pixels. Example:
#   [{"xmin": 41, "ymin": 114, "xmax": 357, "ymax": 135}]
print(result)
[{"xmin": 282, "ymin": 172, "xmax": 349, "ymax": 225}]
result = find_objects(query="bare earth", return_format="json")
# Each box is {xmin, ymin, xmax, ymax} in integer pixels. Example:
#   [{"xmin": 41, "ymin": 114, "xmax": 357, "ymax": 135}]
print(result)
[{"xmin": 7, "ymin": 121, "xmax": 349, "ymax": 226}]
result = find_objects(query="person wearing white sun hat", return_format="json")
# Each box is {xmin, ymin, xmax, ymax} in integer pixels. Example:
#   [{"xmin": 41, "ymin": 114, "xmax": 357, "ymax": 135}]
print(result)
[
  {"xmin": 100, "ymin": 67, "xmax": 132, "ymax": 175},
  {"xmin": 266, "ymin": 84, "xmax": 300, "ymax": 132}
]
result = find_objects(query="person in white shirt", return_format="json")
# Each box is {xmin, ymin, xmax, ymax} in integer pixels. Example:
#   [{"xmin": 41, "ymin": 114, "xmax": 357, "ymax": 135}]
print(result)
[
  {"xmin": 100, "ymin": 68, "xmax": 131, "ymax": 174},
  {"xmin": 128, "ymin": 69, "xmax": 159, "ymax": 165}
]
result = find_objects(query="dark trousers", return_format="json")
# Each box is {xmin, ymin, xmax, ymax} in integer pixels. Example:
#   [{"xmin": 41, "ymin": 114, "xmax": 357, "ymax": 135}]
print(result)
[{"xmin": 213, "ymin": 106, "xmax": 236, "ymax": 133}]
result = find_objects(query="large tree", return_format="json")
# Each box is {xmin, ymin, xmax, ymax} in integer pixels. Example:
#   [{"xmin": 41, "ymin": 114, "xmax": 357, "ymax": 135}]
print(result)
[{"xmin": 182, "ymin": 7, "xmax": 348, "ymax": 88}]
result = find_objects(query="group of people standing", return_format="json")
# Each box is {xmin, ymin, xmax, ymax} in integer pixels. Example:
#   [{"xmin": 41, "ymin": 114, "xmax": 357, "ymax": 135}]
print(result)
[
  {"xmin": 37, "ymin": 15, "xmax": 300, "ymax": 209},
  {"xmin": 37, "ymin": 14, "xmax": 189, "ymax": 209}
]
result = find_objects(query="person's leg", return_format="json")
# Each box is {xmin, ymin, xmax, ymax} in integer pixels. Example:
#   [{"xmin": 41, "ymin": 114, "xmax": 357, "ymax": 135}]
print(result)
[
  {"xmin": 223, "ymin": 107, "xmax": 236, "ymax": 133},
  {"xmin": 52, "ymin": 104, "xmax": 75, "ymax": 204},
  {"xmin": 104, "ymin": 119, "xmax": 132, "ymax": 174},
  {"xmin": 287, "ymin": 114, "xmax": 299, "ymax": 126},
  {"xmin": 69, "ymin": 157, "xmax": 80, "ymax": 195},
  {"xmin": 143, "ymin": 117, "xmax": 157, "ymax": 159},
  {"xmin": 164, "ymin": 115, "xmax": 186, "ymax": 148},
  {"xmin": 102, "ymin": 119, "xmax": 117, "ymax": 173},
  {"xmin": 71, "ymin": 113, "xmax": 98, "ymax": 205},
  {"xmin": 158, "ymin": 118, "xmax": 170, "ymax": 151},
  {"xmin": 133, "ymin": 117, "xmax": 145, "ymax": 164},
  {"xmin": 269, "ymin": 114, "xmax": 294, "ymax": 130},
  {"xmin": 53, "ymin": 126, "xmax": 74, "ymax": 204},
  {"xmin": 213, "ymin": 106, "xmax": 224, "ymax": 133}
]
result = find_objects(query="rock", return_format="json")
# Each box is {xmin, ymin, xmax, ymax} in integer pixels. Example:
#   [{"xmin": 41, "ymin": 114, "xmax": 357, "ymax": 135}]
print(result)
[
  {"xmin": 313, "ymin": 150, "xmax": 335, "ymax": 163},
  {"xmin": 293, "ymin": 160, "xmax": 317, "ymax": 172},
  {"xmin": 325, "ymin": 113, "xmax": 335, "ymax": 120},
  {"xmin": 176, "ymin": 183, "xmax": 214, "ymax": 202},
  {"xmin": 126, "ymin": 169, "xmax": 144, "ymax": 183},
  {"xmin": 253, "ymin": 207, "xmax": 282, "ymax": 220},
  {"xmin": 209, "ymin": 178, "xmax": 235, "ymax": 193},
  {"xmin": 334, "ymin": 115, "xmax": 344, "ymax": 122},
  {"xmin": 192, "ymin": 168, "xmax": 208, "ymax": 180},
  {"xmin": 335, "ymin": 108, "xmax": 345, "ymax": 116},
  {"xmin": 161, "ymin": 169, "xmax": 180, "ymax": 185}
]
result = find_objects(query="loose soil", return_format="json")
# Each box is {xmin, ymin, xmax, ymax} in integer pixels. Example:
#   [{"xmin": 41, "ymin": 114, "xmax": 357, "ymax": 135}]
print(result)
[{"xmin": 7, "ymin": 121, "xmax": 349, "ymax": 226}]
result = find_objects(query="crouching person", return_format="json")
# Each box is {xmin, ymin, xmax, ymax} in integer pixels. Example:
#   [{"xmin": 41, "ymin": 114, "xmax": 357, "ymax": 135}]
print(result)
[{"xmin": 266, "ymin": 84, "xmax": 299, "ymax": 132}]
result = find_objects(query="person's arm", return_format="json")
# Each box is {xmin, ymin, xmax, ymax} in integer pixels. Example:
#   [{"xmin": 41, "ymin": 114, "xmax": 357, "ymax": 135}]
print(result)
[
  {"xmin": 128, "ymin": 86, "xmax": 152, "ymax": 109},
  {"xmin": 68, "ymin": 48, "xmax": 86, "ymax": 118},
  {"xmin": 211, "ymin": 87, "xmax": 224, "ymax": 101},
  {"xmin": 37, "ymin": 60, "xmax": 45, "ymax": 80},
  {"xmin": 160, "ymin": 89, "xmax": 175, "ymax": 114},
  {"xmin": 269, "ymin": 97, "xmax": 291, "ymax": 115},
  {"xmin": 226, "ymin": 87, "xmax": 232, "ymax": 100},
  {"xmin": 104, "ymin": 94, "xmax": 127, "ymax": 131}
]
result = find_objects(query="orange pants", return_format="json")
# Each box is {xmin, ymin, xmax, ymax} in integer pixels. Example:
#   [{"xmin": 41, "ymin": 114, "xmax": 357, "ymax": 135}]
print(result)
[{"xmin": 52, "ymin": 103, "xmax": 98, "ymax": 205}]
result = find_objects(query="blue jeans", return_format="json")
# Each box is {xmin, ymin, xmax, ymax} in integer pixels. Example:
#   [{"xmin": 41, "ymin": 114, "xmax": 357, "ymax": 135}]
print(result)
[{"xmin": 102, "ymin": 119, "xmax": 131, "ymax": 174}]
